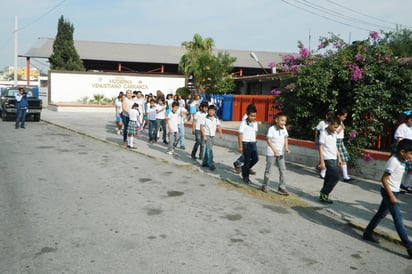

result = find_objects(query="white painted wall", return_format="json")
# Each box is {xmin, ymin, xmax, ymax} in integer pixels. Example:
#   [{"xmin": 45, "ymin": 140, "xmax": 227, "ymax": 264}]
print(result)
[{"xmin": 49, "ymin": 71, "xmax": 186, "ymax": 103}]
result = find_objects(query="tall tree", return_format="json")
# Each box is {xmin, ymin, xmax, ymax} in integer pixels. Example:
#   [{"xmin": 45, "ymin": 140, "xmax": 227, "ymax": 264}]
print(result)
[
  {"xmin": 49, "ymin": 15, "xmax": 84, "ymax": 71},
  {"xmin": 179, "ymin": 34, "xmax": 235, "ymax": 94}
]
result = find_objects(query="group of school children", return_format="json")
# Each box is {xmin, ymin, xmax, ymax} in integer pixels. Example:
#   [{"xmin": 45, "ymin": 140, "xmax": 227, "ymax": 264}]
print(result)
[
  {"xmin": 314, "ymin": 108, "xmax": 412, "ymax": 259},
  {"xmin": 116, "ymin": 91, "xmax": 412, "ymax": 259}
]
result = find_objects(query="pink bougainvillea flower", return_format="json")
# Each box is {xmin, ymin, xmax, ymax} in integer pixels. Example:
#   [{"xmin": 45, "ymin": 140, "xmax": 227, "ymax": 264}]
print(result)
[
  {"xmin": 349, "ymin": 64, "xmax": 363, "ymax": 81},
  {"xmin": 349, "ymin": 130, "xmax": 357, "ymax": 139},
  {"xmin": 299, "ymin": 47, "xmax": 310, "ymax": 58},
  {"xmin": 268, "ymin": 61, "xmax": 276, "ymax": 68},
  {"xmin": 282, "ymin": 55, "xmax": 297, "ymax": 64},
  {"xmin": 318, "ymin": 43, "xmax": 325, "ymax": 49},
  {"xmin": 354, "ymin": 53, "xmax": 362, "ymax": 61},
  {"xmin": 363, "ymin": 153, "xmax": 373, "ymax": 162},
  {"xmin": 271, "ymin": 89, "xmax": 281, "ymax": 96},
  {"xmin": 370, "ymin": 31, "xmax": 379, "ymax": 40}
]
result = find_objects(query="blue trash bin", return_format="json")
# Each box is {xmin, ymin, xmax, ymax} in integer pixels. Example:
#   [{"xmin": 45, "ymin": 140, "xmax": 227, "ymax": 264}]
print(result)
[
  {"xmin": 222, "ymin": 94, "xmax": 233, "ymax": 121},
  {"xmin": 31, "ymin": 87, "xmax": 39, "ymax": 98}
]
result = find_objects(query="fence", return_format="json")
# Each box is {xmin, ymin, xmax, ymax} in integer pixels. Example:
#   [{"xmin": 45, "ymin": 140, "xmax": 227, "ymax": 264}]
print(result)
[{"xmin": 200, "ymin": 94, "xmax": 279, "ymax": 122}]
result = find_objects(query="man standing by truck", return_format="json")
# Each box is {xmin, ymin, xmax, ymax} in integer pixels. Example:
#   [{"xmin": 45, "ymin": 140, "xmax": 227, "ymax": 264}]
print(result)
[{"xmin": 15, "ymin": 87, "xmax": 28, "ymax": 129}]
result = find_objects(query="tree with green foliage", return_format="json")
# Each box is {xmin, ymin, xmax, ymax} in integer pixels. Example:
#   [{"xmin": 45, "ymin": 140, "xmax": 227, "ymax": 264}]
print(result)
[
  {"xmin": 272, "ymin": 29, "xmax": 412, "ymax": 165},
  {"xmin": 179, "ymin": 34, "xmax": 236, "ymax": 94},
  {"xmin": 49, "ymin": 15, "xmax": 84, "ymax": 71},
  {"xmin": 386, "ymin": 27, "xmax": 412, "ymax": 57}
]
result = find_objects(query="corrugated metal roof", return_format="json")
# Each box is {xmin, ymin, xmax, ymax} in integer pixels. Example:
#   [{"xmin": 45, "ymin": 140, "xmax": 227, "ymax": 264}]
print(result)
[{"xmin": 24, "ymin": 38, "xmax": 293, "ymax": 69}]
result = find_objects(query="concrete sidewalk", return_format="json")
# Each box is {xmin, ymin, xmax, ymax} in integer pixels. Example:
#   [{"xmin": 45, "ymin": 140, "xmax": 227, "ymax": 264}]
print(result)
[{"xmin": 41, "ymin": 109, "xmax": 412, "ymax": 245}]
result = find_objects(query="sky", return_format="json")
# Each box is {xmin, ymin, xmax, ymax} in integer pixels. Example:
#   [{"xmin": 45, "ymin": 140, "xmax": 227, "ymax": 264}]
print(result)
[{"xmin": 1, "ymin": 0, "xmax": 411, "ymax": 72}]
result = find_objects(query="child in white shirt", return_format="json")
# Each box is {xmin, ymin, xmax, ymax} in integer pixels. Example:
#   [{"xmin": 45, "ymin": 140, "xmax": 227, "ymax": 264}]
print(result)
[
  {"xmin": 363, "ymin": 139, "xmax": 412, "ymax": 259},
  {"xmin": 127, "ymin": 103, "xmax": 140, "ymax": 149},
  {"xmin": 166, "ymin": 101, "xmax": 181, "ymax": 154},
  {"xmin": 201, "ymin": 105, "xmax": 223, "ymax": 171},
  {"xmin": 237, "ymin": 104, "xmax": 258, "ymax": 184},
  {"xmin": 262, "ymin": 113, "xmax": 291, "ymax": 195}
]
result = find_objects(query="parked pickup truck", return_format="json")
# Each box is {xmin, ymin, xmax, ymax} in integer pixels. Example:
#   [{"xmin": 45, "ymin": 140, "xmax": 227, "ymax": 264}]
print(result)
[{"xmin": 0, "ymin": 87, "xmax": 42, "ymax": 121}]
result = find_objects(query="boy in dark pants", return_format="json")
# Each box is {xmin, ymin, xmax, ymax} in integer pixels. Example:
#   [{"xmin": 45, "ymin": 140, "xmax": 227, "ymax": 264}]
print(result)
[
  {"xmin": 191, "ymin": 101, "xmax": 209, "ymax": 160},
  {"xmin": 237, "ymin": 104, "xmax": 258, "ymax": 184},
  {"xmin": 318, "ymin": 116, "xmax": 341, "ymax": 203},
  {"xmin": 363, "ymin": 139, "xmax": 412, "ymax": 259}
]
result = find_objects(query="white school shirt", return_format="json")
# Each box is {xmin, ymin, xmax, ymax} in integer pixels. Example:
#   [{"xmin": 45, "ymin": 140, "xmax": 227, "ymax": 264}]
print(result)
[
  {"xmin": 115, "ymin": 99, "xmax": 122, "ymax": 113},
  {"xmin": 384, "ymin": 155, "xmax": 406, "ymax": 192},
  {"xmin": 238, "ymin": 119, "xmax": 258, "ymax": 142},
  {"xmin": 394, "ymin": 123, "xmax": 412, "ymax": 140},
  {"xmin": 134, "ymin": 97, "xmax": 145, "ymax": 116},
  {"xmin": 319, "ymin": 130, "xmax": 338, "ymax": 160},
  {"xmin": 336, "ymin": 122, "xmax": 344, "ymax": 139},
  {"xmin": 129, "ymin": 108, "xmax": 139, "ymax": 122},
  {"xmin": 201, "ymin": 116, "xmax": 221, "ymax": 137},
  {"xmin": 167, "ymin": 110, "xmax": 180, "ymax": 133},
  {"xmin": 156, "ymin": 104, "xmax": 166, "ymax": 119},
  {"xmin": 265, "ymin": 125, "xmax": 289, "ymax": 156},
  {"xmin": 178, "ymin": 107, "xmax": 187, "ymax": 124},
  {"xmin": 315, "ymin": 120, "xmax": 327, "ymax": 133},
  {"xmin": 147, "ymin": 106, "xmax": 157, "ymax": 121},
  {"xmin": 194, "ymin": 111, "xmax": 207, "ymax": 130}
]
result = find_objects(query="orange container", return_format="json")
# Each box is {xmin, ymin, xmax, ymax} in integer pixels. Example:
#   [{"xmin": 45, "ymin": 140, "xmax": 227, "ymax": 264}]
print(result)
[{"xmin": 232, "ymin": 95, "xmax": 275, "ymax": 122}]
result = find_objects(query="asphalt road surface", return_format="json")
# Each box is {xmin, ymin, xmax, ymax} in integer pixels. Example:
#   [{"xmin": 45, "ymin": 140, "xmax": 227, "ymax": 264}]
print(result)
[{"xmin": 1, "ymin": 120, "xmax": 412, "ymax": 274}]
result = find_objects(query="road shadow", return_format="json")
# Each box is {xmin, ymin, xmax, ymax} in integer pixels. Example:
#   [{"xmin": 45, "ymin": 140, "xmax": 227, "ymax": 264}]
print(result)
[{"xmin": 291, "ymin": 205, "xmax": 407, "ymax": 259}]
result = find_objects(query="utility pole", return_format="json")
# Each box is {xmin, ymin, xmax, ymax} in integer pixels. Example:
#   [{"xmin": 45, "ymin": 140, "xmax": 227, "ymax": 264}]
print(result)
[{"xmin": 14, "ymin": 16, "xmax": 18, "ymax": 86}]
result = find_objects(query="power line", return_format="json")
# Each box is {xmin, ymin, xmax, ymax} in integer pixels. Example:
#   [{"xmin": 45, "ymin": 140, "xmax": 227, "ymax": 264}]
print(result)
[
  {"xmin": 18, "ymin": 0, "xmax": 67, "ymax": 32},
  {"xmin": 326, "ymin": 0, "xmax": 412, "ymax": 29},
  {"xmin": 0, "ymin": 0, "xmax": 66, "ymax": 67},
  {"xmin": 280, "ymin": 0, "xmax": 371, "ymax": 32},
  {"xmin": 298, "ymin": 0, "xmax": 396, "ymax": 31}
]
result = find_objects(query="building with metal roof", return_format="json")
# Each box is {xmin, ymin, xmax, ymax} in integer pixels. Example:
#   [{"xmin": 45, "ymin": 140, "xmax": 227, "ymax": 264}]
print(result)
[{"xmin": 23, "ymin": 38, "xmax": 292, "ymax": 76}]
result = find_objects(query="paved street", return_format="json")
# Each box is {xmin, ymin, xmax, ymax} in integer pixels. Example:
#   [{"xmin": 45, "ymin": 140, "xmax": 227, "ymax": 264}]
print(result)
[{"xmin": 1, "ymin": 111, "xmax": 412, "ymax": 273}]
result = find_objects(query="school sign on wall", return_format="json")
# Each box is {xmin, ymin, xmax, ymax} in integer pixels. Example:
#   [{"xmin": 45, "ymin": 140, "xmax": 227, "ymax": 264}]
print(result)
[{"xmin": 48, "ymin": 71, "xmax": 186, "ymax": 103}]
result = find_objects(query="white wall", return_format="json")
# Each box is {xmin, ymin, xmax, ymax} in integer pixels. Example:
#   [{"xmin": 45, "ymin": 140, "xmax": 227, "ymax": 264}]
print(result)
[{"xmin": 49, "ymin": 71, "xmax": 186, "ymax": 103}]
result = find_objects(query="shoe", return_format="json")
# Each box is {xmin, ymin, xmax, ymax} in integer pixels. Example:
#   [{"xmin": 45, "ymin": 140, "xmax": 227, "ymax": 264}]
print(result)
[
  {"xmin": 163, "ymin": 140, "xmax": 168, "ymax": 144},
  {"xmin": 407, "ymin": 248, "xmax": 412, "ymax": 259},
  {"xmin": 261, "ymin": 184, "xmax": 269, "ymax": 193},
  {"xmin": 343, "ymin": 178, "xmax": 355, "ymax": 182},
  {"xmin": 277, "ymin": 188, "xmax": 289, "ymax": 196},
  {"xmin": 167, "ymin": 150, "xmax": 174, "ymax": 155},
  {"xmin": 128, "ymin": 146, "xmax": 137, "ymax": 149},
  {"xmin": 401, "ymin": 185, "xmax": 412, "ymax": 193},
  {"xmin": 249, "ymin": 169, "xmax": 256, "ymax": 175},
  {"xmin": 210, "ymin": 165, "xmax": 216, "ymax": 171},
  {"xmin": 191, "ymin": 154, "xmax": 197, "ymax": 159},
  {"xmin": 319, "ymin": 193, "xmax": 333, "ymax": 204},
  {"xmin": 180, "ymin": 146, "xmax": 185, "ymax": 150},
  {"xmin": 233, "ymin": 163, "xmax": 241, "ymax": 174},
  {"xmin": 362, "ymin": 232, "xmax": 379, "ymax": 243},
  {"xmin": 202, "ymin": 164, "xmax": 209, "ymax": 168},
  {"xmin": 242, "ymin": 177, "xmax": 252, "ymax": 185}
]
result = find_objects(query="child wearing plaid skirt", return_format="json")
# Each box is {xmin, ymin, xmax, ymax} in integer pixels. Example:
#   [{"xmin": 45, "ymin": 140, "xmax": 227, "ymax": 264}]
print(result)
[
  {"xmin": 336, "ymin": 107, "xmax": 354, "ymax": 182},
  {"xmin": 127, "ymin": 103, "xmax": 140, "ymax": 149}
]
